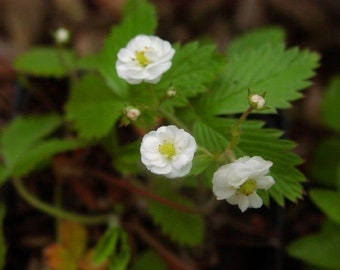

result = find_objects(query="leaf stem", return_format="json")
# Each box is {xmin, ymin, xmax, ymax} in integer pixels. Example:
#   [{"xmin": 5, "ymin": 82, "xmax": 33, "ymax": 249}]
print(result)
[
  {"xmin": 226, "ymin": 106, "xmax": 253, "ymax": 161},
  {"xmin": 12, "ymin": 177, "xmax": 110, "ymax": 225}
]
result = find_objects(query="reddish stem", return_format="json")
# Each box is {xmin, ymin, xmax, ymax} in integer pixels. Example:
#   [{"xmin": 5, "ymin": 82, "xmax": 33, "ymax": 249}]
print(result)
[
  {"xmin": 126, "ymin": 221, "xmax": 195, "ymax": 270},
  {"xmin": 88, "ymin": 169, "xmax": 201, "ymax": 215}
]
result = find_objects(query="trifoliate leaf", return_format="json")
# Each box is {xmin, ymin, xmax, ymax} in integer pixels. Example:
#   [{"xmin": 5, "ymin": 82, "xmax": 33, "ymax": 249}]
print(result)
[
  {"xmin": 148, "ymin": 185, "xmax": 204, "ymax": 246},
  {"xmin": 192, "ymin": 116, "xmax": 304, "ymax": 205},
  {"xmin": 130, "ymin": 250, "xmax": 167, "ymax": 270},
  {"xmin": 98, "ymin": 0, "xmax": 157, "ymax": 97},
  {"xmin": 228, "ymin": 27, "xmax": 286, "ymax": 55},
  {"xmin": 198, "ymin": 43, "xmax": 319, "ymax": 115},
  {"xmin": 287, "ymin": 220, "xmax": 340, "ymax": 270},
  {"xmin": 14, "ymin": 47, "xmax": 76, "ymax": 77},
  {"xmin": 0, "ymin": 114, "xmax": 81, "ymax": 180},
  {"xmin": 321, "ymin": 76, "xmax": 340, "ymax": 132},
  {"xmin": 310, "ymin": 189, "xmax": 340, "ymax": 224},
  {"xmin": 155, "ymin": 42, "xmax": 225, "ymax": 106},
  {"xmin": 65, "ymin": 74, "xmax": 124, "ymax": 139}
]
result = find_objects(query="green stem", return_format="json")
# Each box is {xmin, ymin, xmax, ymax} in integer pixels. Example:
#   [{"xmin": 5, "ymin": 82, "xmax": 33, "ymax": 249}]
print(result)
[
  {"xmin": 56, "ymin": 44, "xmax": 78, "ymax": 84},
  {"xmin": 54, "ymin": 177, "xmax": 63, "ymax": 241},
  {"xmin": 158, "ymin": 107, "xmax": 189, "ymax": 130},
  {"xmin": 12, "ymin": 177, "xmax": 110, "ymax": 225},
  {"xmin": 226, "ymin": 106, "xmax": 253, "ymax": 161}
]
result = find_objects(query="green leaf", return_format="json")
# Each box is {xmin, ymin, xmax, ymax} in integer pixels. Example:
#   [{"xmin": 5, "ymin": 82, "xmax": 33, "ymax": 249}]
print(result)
[
  {"xmin": 228, "ymin": 27, "xmax": 286, "ymax": 55},
  {"xmin": 0, "ymin": 204, "xmax": 6, "ymax": 270},
  {"xmin": 198, "ymin": 43, "xmax": 320, "ymax": 115},
  {"xmin": 108, "ymin": 230, "xmax": 131, "ymax": 270},
  {"xmin": 310, "ymin": 189, "xmax": 340, "ymax": 224},
  {"xmin": 155, "ymin": 42, "xmax": 225, "ymax": 106},
  {"xmin": 0, "ymin": 114, "xmax": 81, "ymax": 180},
  {"xmin": 93, "ymin": 226, "xmax": 121, "ymax": 265},
  {"xmin": 311, "ymin": 138, "xmax": 340, "ymax": 189},
  {"xmin": 321, "ymin": 76, "xmax": 340, "ymax": 132},
  {"xmin": 188, "ymin": 154, "xmax": 216, "ymax": 177},
  {"xmin": 1, "ymin": 114, "xmax": 61, "ymax": 168},
  {"xmin": 65, "ymin": 74, "xmax": 124, "ymax": 139},
  {"xmin": 287, "ymin": 221, "xmax": 340, "ymax": 270},
  {"xmin": 14, "ymin": 47, "xmax": 75, "ymax": 77},
  {"xmin": 192, "ymin": 117, "xmax": 304, "ymax": 205},
  {"xmin": 93, "ymin": 226, "xmax": 131, "ymax": 270},
  {"xmin": 0, "ymin": 166, "xmax": 9, "ymax": 185},
  {"xmin": 112, "ymin": 142, "xmax": 142, "ymax": 176},
  {"xmin": 12, "ymin": 139, "xmax": 82, "ymax": 177},
  {"xmin": 148, "ymin": 185, "xmax": 205, "ymax": 246},
  {"xmin": 98, "ymin": 0, "xmax": 157, "ymax": 97},
  {"xmin": 130, "ymin": 250, "xmax": 167, "ymax": 270}
]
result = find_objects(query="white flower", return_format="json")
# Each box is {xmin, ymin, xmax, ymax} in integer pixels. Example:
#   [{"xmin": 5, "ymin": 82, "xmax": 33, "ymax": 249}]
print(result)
[
  {"xmin": 116, "ymin": 35, "xmax": 175, "ymax": 84},
  {"xmin": 140, "ymin": 125, "xmax": 197, "ymax": 178},
  {"xmin": 54, "ymin": 27, "xmax": 70, "ymax": 44},
  {"xmin": 212, "ymin": 156, "xmax": 275, "ymax": 212}
]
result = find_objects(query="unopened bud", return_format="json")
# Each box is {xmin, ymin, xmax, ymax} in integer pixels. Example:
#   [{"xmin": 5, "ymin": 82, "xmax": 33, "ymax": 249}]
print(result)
[
  {"xmin": 167, "ymin": 87, "xmax": 176, "ymax": 97},
  {"xmin": 125, "ymin": 107, "xmax": 141, "ymax": 121},
  {"xmin": 54, "ymin": 27, "xmax": 70, "ymax": 45},
  {"xmin": 249, "ymin": 94, "xmax": 266, "ymax": 110}
]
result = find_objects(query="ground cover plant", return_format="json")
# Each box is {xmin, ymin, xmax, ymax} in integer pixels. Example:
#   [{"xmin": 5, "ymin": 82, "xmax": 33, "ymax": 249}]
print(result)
[{"xmin": 2, "ymin": 0, "xmax": 339, "ymax": 269}]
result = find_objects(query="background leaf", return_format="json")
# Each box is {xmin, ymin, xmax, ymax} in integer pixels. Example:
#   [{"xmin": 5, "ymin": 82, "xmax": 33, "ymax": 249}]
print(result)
[
  {"xmin": 44, "ymin": 244, "xmax": 78, "ymax": 270},
  {"xmin": 93, "ymin": 226, "xmax": 120, "ymax": 265},
  {"xmin": 0, "ymin": 204, "xmax": 6, "ymax": 270},
  {"xmin": 98, "ymin": 0, "xmax": 157, "ymax": 97},
  {"xmin": 287, "ymin": 221, "xmax": 340, "ymax": 270},
  {"xmin": 148, "ymin": 184, "xmax": 205, "ymax": 246},
  {"xmin": 0, "ymin": 114, "xmax": 81, "ymax": 180},
  {"xmin": 130, "ymin": 250, "xmax": 167, "ymax": 270},
  {"xmin": 65, "ymin": 74, "xmax": 124, "ymax": 139},
  {"xmin": 59, "ymin": 221, "xmax": 88, "ymax": 261},
  {"xmin": 311, "ymin": 138, "xmax": 340, "ymax": 189},
  {"xmin": 310, "ymin": 189, "xmax": 340, "ymax": 224},
  {"xmin": 14, "ymin": 47, "xmax": 75, "ymax": 77},
  {"xmin": 321, "ymin": 76, "xmax": 340, "ymax": 132}
]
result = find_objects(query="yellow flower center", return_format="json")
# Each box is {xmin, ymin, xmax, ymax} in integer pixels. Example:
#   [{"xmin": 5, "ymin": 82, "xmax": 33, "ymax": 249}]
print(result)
[
  {"xmin": 239, "ymin": 179, "xmax": 257, "ymax": 195},
  {"xmin": 135, "ymin": 50, "xmax": 150, "ymax": 67},
  {"xmin": 158, "ymin": 141, "xmax": 176, "ymax": 159}
]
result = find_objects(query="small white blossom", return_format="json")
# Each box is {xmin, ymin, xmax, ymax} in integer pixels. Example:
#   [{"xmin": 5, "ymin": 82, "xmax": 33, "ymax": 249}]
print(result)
[
  {"xmin": 116, "ymin": 35, "xmax": 175, "ymax": 84},
  {"xmin": 249, "ymin": 94, "xmax": 266, "ymax": 110},
  {"xmin": 54, "ymin": 27, "xmax": 70, "ymax": 44},
  {"xmin": 140, "ymin": 125, "xmax": 197, "ymax": 178},
  {"xmin": 212, "ymin": 156, "xmax": 275, "ymax": 212},
  {"xmin": 125, "ymin": 107, "xmax": 141, "ymax": 121}
]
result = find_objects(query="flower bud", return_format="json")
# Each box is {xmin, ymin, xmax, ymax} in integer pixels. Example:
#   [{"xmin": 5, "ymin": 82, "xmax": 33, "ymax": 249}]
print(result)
[
  {"xmin": 167, "ymin": 87, "xmax": 176, "ymax": 97},
  {"xmin": 125, "ymin": 107, "xmax": 141, "ymax": 121},
  {"xmin": 54, "ymin": 27, "xmax": 70, "ymax": 45},
  {"xmin": 249, "ymin": 94, "xmax": 266, "ymax": 110}
]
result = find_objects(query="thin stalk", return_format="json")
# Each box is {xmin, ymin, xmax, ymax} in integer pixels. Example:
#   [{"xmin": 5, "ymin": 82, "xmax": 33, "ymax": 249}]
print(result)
[
  {"xmin": 226, "ymin": 106, "xmax": 253, "ymax": 161},
  {"xmin": 12, "ymin": 177, "xmax": 110, "ymax": 225}
]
